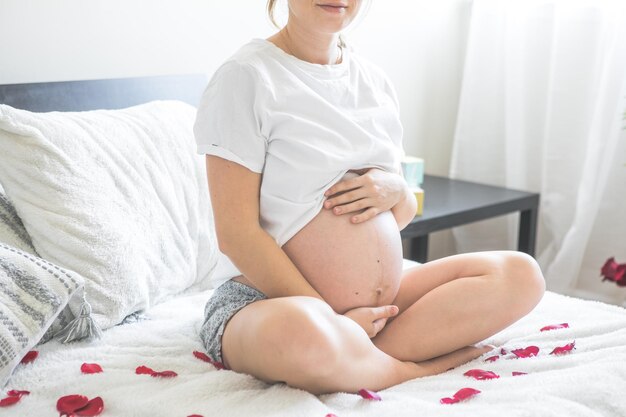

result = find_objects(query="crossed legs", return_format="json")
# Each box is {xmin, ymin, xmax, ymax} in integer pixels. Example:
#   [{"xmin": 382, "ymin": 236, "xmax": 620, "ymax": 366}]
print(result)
[{"xmin": 221, "ymin": 251, "xmax": 545, "ymax": 394}]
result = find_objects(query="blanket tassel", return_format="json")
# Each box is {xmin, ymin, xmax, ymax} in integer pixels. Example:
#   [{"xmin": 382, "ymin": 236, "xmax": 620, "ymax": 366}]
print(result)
[{"xmin": 54, "ymin": 295, "xmax": 103, "ymax": 343}]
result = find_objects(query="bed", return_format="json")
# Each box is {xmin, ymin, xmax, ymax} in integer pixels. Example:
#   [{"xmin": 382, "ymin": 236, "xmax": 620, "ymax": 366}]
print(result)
[{"xmin": 1, "ymin": 75, "xmax": 626, "ymax": 417}]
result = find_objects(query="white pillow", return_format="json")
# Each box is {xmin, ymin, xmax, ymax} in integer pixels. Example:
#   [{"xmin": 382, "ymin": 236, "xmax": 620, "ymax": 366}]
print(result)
[
  {"xmin": 0, "ymin": 101, "xmax": 217, "ymax": 329},
  {"xmin": 0, "ymin": 242, "xmax": 83, "ymax": 387}
]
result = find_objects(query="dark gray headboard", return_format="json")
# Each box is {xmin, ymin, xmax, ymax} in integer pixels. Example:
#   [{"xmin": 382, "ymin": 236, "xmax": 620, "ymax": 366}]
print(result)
[{"xmin": 0, "ymin": 74, "xmax": 208, "ymax": 112}]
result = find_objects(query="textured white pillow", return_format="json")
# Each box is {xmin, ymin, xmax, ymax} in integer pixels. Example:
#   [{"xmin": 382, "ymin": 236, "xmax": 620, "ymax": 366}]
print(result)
[
  {"xmin": 0, "ymin": 242, "xmax": 83, "ymax": 387},
  {"xmin": 0, "ymin": 101, "xmax": 217, "ymax": 329}
]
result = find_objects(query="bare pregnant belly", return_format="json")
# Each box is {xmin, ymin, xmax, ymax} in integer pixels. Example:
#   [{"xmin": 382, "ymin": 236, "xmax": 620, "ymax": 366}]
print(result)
[{"xmin": 281, "ymin": 172, "xmax": 404, "ymax": 314}]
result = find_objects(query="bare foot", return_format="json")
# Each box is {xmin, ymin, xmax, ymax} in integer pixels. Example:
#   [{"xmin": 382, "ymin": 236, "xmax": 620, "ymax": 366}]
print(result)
[{"xmin": 403, "ymin": 345, "xmax": 495, "ymax": 379}]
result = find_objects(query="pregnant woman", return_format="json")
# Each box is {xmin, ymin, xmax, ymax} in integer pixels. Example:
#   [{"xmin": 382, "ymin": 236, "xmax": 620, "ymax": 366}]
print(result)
[{"xmin": 194, "ymin": 0, "xmax": 545, "ymax": 395}]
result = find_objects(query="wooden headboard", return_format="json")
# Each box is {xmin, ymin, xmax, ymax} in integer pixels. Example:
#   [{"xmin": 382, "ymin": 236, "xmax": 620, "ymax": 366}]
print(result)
[{"xmin": 0, "ymin": 74, "xmax": 208, "ymax": 112}]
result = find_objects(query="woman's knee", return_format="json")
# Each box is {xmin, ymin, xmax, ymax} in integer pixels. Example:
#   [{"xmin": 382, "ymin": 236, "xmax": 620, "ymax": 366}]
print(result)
[
  {"xmin": 499, "ymin": 251, "xmax": 546, "ymax": 307},
  {"xmin": 247, "ymin": 297, "xmax": 343, "ymax": 379}
]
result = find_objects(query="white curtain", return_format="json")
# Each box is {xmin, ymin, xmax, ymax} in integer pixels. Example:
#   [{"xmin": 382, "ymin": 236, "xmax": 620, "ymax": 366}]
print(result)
[{"xmin": 449, "ymin": 0, "xmax": 626, "ymax": 304}]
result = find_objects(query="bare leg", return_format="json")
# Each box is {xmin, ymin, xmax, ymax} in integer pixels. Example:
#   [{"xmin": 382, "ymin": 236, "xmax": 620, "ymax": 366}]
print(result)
[
  {"xmin": 222, "ymin": 296, "xmax": 493, "ymax": 395},
  {"xmin": 373, "ymin": 251, "xmax": 546, "ymax": 362}
]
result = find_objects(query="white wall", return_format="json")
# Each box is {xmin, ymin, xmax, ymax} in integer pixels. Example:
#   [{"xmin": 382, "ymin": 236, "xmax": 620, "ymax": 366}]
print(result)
[{"xmin": 0, "ymin": 0, "xmax": 472, "ymax": 259}]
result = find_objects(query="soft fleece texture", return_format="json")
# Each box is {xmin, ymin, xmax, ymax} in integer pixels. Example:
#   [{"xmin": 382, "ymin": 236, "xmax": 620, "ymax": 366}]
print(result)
[
  {"xmin": 0, "ymin": 102, "xmax": 218, "ymax": 330},
  {"xmin": 4, "ymin": 282, "xmax": 626, "ymax": 416}
]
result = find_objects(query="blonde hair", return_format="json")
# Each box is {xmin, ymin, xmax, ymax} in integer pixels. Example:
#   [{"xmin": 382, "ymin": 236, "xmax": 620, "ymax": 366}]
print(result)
[{"xmin": 266, "ymin": 0, "xmax": 371, "ymax": 48}]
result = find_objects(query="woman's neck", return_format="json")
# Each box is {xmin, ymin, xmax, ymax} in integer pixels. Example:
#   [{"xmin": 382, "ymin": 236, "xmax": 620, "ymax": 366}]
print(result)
[{"xmin": 271, "ymin": 25, "xmax": 341, "ymax": 65}]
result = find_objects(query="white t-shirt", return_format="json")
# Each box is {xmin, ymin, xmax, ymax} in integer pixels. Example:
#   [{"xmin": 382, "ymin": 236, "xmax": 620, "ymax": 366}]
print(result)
[{"xmin": 194, "ymin": 38, "xmax": 404, "ymax": 288}]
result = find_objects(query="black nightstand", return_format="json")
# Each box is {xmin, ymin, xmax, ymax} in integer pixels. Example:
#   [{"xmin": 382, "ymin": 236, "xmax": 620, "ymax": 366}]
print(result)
[{"xmin": 400, "ymin": 175, "xmax": 540, "ymax": 263}]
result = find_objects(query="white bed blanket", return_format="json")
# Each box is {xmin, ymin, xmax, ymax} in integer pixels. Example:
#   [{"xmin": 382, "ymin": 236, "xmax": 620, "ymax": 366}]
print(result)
[{"xmin": 4, "ymin": 290, "xmax": 626, "ymax": 417}]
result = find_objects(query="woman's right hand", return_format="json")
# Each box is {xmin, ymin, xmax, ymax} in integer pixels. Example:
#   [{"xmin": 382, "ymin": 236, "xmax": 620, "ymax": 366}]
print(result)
[{"xmin": 343, "ymin": 305, "xmax": 399, "ymax": 338}]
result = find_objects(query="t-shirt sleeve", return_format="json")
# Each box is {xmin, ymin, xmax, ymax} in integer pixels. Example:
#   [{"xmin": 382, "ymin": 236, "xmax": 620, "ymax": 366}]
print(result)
[{"xmin": 194, "ymin": 62, "xmax": 267, "ymax": 173}]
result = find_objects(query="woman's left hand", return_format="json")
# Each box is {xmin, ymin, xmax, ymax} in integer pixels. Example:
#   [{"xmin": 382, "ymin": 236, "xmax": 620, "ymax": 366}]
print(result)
[{"xmin": 323, "ymin": 168, "xmax": 406, "ymax": 224}]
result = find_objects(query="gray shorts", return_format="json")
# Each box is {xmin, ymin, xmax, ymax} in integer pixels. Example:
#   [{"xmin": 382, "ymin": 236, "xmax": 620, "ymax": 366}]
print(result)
[{"xmin": 199, "ymin": 279, "xmax": 266, "ymax": 366}]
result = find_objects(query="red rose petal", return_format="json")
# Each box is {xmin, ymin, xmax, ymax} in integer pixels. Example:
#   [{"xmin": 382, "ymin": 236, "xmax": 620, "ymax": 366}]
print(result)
[
  {"xmin": 0, "ymin": 396, "xmax": 21, "ymax": 407},
  {"xmin": 463, "ymin": 369, "xmax": 500, "ymax": 380},
  {"xmin": 512, "ymin": 371, "xmax": 527, "ymax": 376},
  {"xmin": 81, "ymin": 363, "xmax": 103, "ymax": 374},
  {"xmin": 550, "ymin": 341, "xmax": 576, "ymax": 355},
  {"xmin": 136, "ymin": 365, "xmax": 177, "ymax": 378},
  {"xmin": 440, "ymin": 387, "xmax": 481, "ymax": 404},
  {"xmin": 188, "ymin": 415, "xmax": 204, "ymax": 417},
  {"xmin": 601, "ymin": 257, "xmax": 618, "ymax": 279},
  {"xmin": 511, "ymin": 346, "xmax": 539, "ymax": 358},
  {"xmin": 193, "ymin": 351, "xmax": 225, "ymax": 370},
  {"xmin": 325, "ymin": 414, "xmax": 339, "ymax": 417},
  {"xmin": 7, "ymin": 390, "xmax": 30, "ymax": 397},
  {"xmin": 484, "ymin": 355, "xmax": 499, "ymax": 363},
  {"xmin": 20, "ymin": 350, "xmax": 38, "ymax": 364},
  {"xmin": 74, "ymin": 396, "xmax": 104, "ymax": 416},
  {"xmin": 151, "ymin": 370, "xmax": 178, "ymax": 378},
  {"xmin": 0, "ymin": 390, "xmax": 30, "ymax": 406},
  {"xmin": 357, "ymin": 388, "xmax": 381, "ymax": 401},
  {"xmin": 500, "ymin": 348, "xmax": 507, "ymax": 355},
  {"xmin": 57, "ymin": 394, "xmax": 89, "ymax": 414},
  {"xmin": 193, "ymin": 351, "xmax": 211, "ymax": 362},
  {"xmin": 540, "ymin": 323, "xmax": 570, "ymax": 332},
  {"xmin": 135, "ymin": 365, "xmax": 155, "ymax": 375},
  {"xmin": 601, "ymin": 258, "xmax": 626, "ymax": 286}
]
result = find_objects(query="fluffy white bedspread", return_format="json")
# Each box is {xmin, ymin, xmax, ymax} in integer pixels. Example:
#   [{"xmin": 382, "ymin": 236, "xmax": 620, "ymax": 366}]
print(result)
[{"xmin": 5, "ymin": 289, "xmax": 626, "ymax": 417}]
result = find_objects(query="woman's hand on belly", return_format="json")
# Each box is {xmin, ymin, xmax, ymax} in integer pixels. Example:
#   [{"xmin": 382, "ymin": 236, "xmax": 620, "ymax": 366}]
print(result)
[
  {"xmin": 323, "ymin": 168, "xmax": 407, "ymax": 224},
  {"xmin": 344, "ymin": 305, "xmax": 400, "ymax": 338}
]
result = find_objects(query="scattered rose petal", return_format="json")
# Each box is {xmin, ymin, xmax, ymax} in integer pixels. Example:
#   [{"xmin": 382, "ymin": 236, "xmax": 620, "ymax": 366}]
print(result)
[
  {"xmin": 136, "ymin": 365, "xmax": 177, "ymax": 378},
  {"xmin": 20, "ymin": 350, "xmax": 38, "ymax": 364},
  {"xmin": 512, "ymin": 371, "xmax": 527, "ymax": 376},
  {"xmin": 0, "ymin": 396, "xmax": 21, "ymax": 407},
  {"xmin": 540, "ymin": 323, "xmax": 570, "ymax": 332},
  {"xmin": 484, "ymin": 355, "xmax": 499, "ymax": 363},
  {"xmin": 57, "ymin": 395, "xmax": 104, "ymax": 417},
  {"xmin": 135, "ymin": 365, "xmax": 155, "ymax": 375},
  {"xmin": 601, "ymin": 257, "xmax": 626, "ymax": 287},
  {"xmin": 511, "ymin": 346, "xmax": 539, "ymax": 358},
  {"xmin": 193, "ymin": 351, "xmax": 225, "ymax": 370},
  {"xmin": 151, "ymin": 370, "xmax": 178, "ymax": 378},
  {"xmin": 440, "ymin": 387, "xmax": 481, "ymax": 404},
  {"xmin": 211, "ymin": 361, "xmax": 226, "ymax": 370},
  {"xmin": 57, "ymin": 394, "xmax": 89, "ymax": 415},
  {"xmin": 81, "ymin": 363, "xmax": 103, "ymax": 374},
  {"xmin": 550, "ymin": 341, "xmax": 575, "ymax": 355},
  {"xmin": 601, "ymin": 257, "xmax": 619, "ymax": 278},
  {"xmin": 463, "ymin": 369, "xmax": 500, "ymax": 380},
  {"xmin": 325, "ymin": 414, "xmax": 338, "ymax": 417},
  {"xmin": 193, "ymin": 351, "xmax": 211, "ymax": 362},
  {"xmin": 74, "ymin": 396, "xmax": 104, "ymax": 416},
  {"xmin": 500, "ymin": 348, "xmax": 507, "ymax": 355},
  {"xmin": 0, "ymin": 390, "xmax": 30, "ymax": 406},
  {"xmin": 7, "ymin": 390, "xmax": 30, "ymax": 397},
  {"xmin": 188, "ymin": 415, "xmax": 204, "ymax": 417},
  {"xmin": 357, "ymin": 388, "xmax": 381, "ymax": 401}
]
